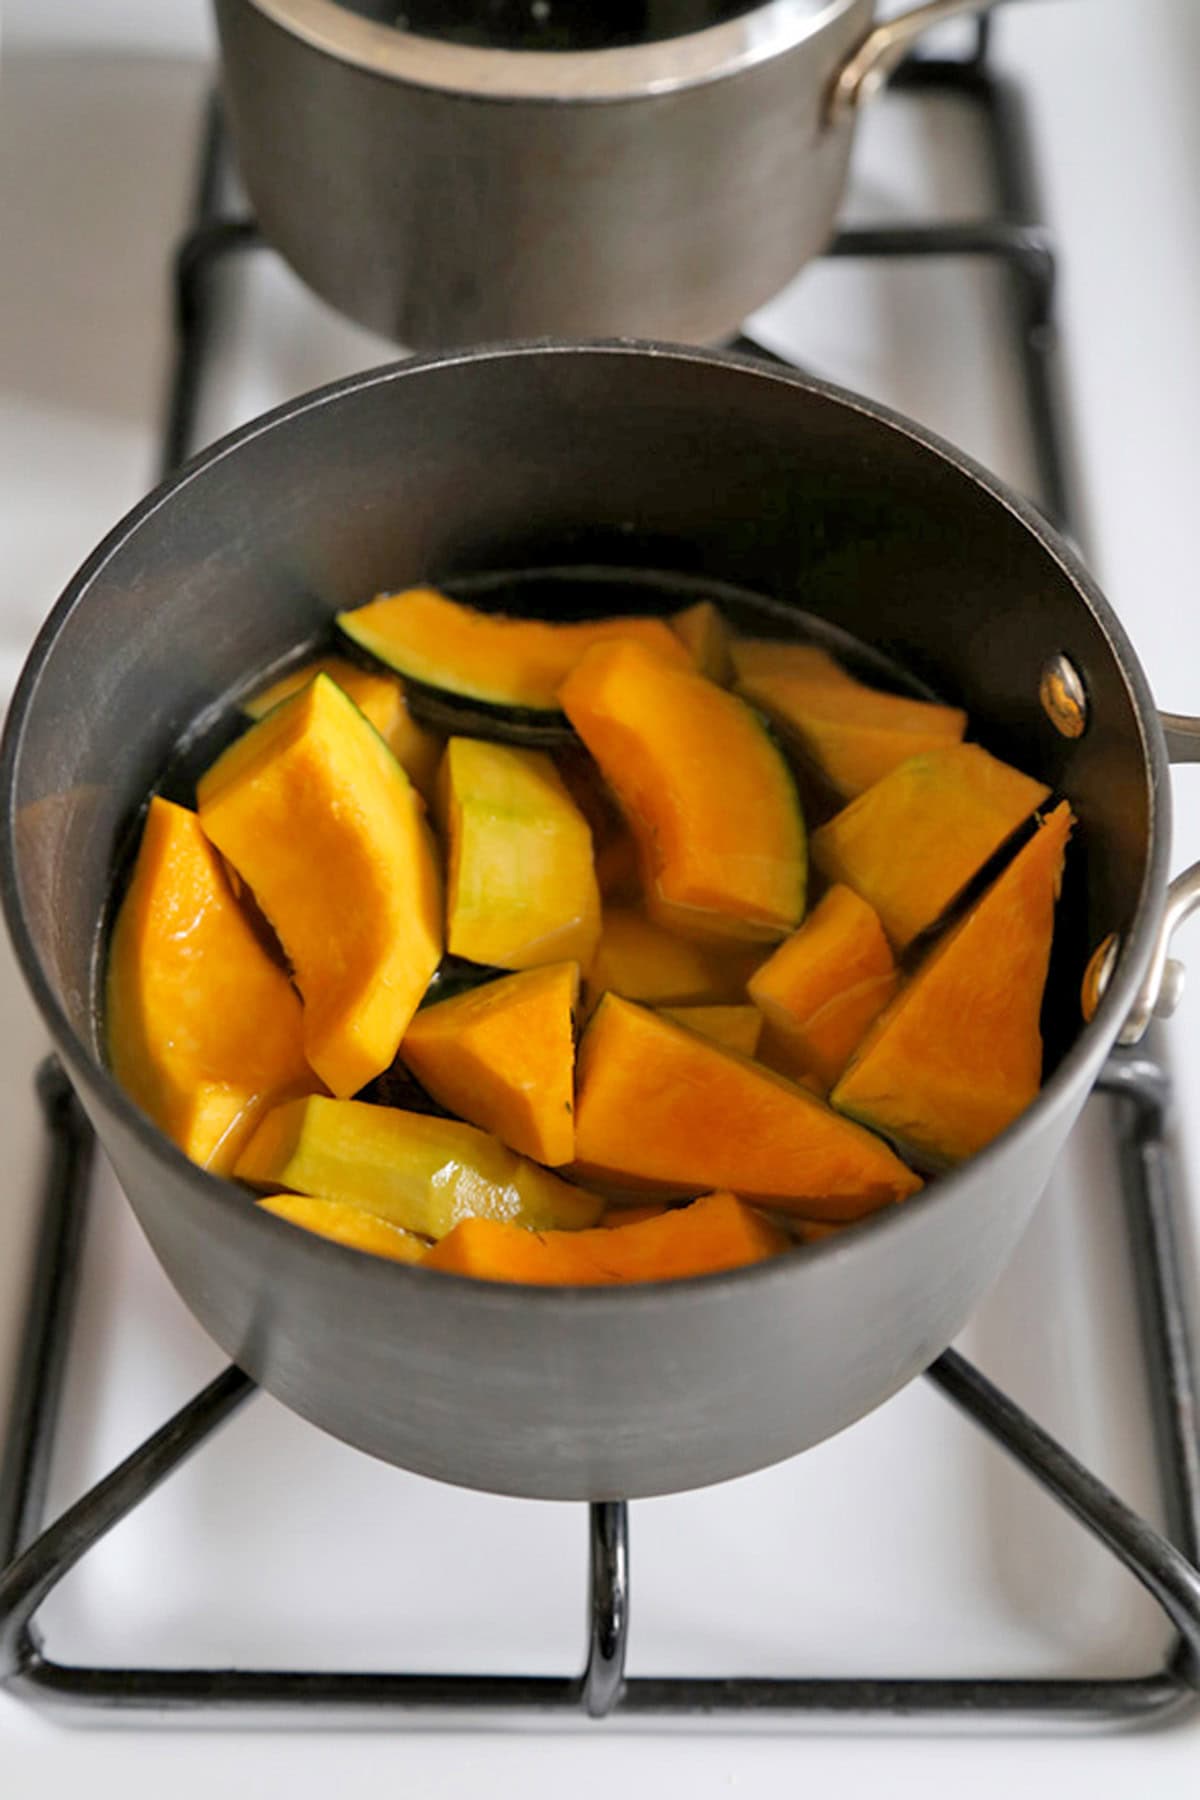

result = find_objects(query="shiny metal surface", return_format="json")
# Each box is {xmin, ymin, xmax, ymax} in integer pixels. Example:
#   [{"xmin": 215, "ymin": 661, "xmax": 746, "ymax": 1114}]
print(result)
[
  {"xmin": 1081, "ymin": 709, "xmax": 1200, "ymax": 1044},
  {"xmin": 1117, "ymin": 863, "xmax": 1200, "ymax": 1045},
  {"xmin": 828, "ymin": 0, "xmax": 1038, "ymax": 121},
  {"xmin": 1039, "ymin": 650, "xmax": 1089, "ymax": 739},
  {"xmin": 247, "ymin": 0, "xmax": 840, "ymax": 97},
  {"xmin": 213, "ymin": 0, "xmax": 874, "ymax": 346},
  {"xmin": 0, "ymin": 344, "xmax": 1175, "ymax": 1499}
]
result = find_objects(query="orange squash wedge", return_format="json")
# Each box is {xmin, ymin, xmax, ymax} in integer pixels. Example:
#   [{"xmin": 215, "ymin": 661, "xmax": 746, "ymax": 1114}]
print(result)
[
  {"xmin": 424, "ymin": 1191, "xmax": 788, "ymax": 1285},
  {"xmin": 810, "ymin": 744, "xmax": 1051, "ymax": 950},
  {"xmin": 560, "ymin": 640, "xmax": 805, "ymax": 944},
  {"xmin": 258, "ymin": 1193, "xmax": 429, "ymax": 1263},
  {"xmin": 106, "ymin": 797, "xmax": 314, "ymax": 1173},
  {"xmin": 243, "ymin": 656, "xmax": 441, "ymax": 798},
  {"xmin": 196, "ymin": 673, "xmax": 443, "ymax": 1097},
  {"xmin": 573, "ymin": 995, "xmax": 921, "ymax": 1219},
  {"xmin": 237, "ymin": 1094, "xmax": 603, "ymax": 1237},
  {"xmin": 729, "ymin": 641, "xmax": 857, "ymax": 686},
  {"xmin": 401, "ymin": 961, "xmax": 579, "ymax": 1165},
  {"xmin": 585, "ymin": 907, "xmax": 762, "ymax": 1011},
  {"xmin": 598, "ymin": 1202, "xmax": 673, "ymax": 1229},
  {"xmin": 752, "ymin": 1038, "xmax": 829, "ymax": 1098},
  {"xmin": 337, "ymin": 586, "xmax": 690, "ymax": 711},
  {"xmin": 832, "ymin": 802, "xmax": 1073, "ymax": 1163},
  {"xmin": 748, "ymin": 885, "xmax": 898, "ymax": 1090},
  {"xmin": 769, "ymin": 974, "xmax": 901, "ymax": 1091},
  {"xmin": 659, "ymin": 1004, "xmax": 763, "ymax": 1057},
  {"xmin": 438, "ymin": 737, "xmax": 601, "ymax": 971},
  {"xmin": 670, "ymin": 600, "xmax": 733, "ymax": 683},
  {"xmin": 737, "ymin": 670, "xmax": 967, "ymax": 800}
]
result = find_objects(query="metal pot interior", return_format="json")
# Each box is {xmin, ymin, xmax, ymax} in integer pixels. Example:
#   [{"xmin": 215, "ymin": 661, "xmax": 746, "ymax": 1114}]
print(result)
[
  {"xmin": 337, "ymin": 1, "xmax": 769, "ymax": 52},
  {"xmin": 2, "ymin": 342, "xmax": 1158, "ymax": 1187}
]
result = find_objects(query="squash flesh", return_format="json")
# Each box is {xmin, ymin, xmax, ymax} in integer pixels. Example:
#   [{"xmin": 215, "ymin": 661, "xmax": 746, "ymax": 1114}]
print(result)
[
  {"xmin": 670, "ymin": 601, "xmax": 733, "ymax": 683},
  {"xmin": 338, "ymin": 586, "xmax": 690, "ymax": 711},
  {"xmin": 244, "ymin": 656, "xmax": 440, "ymax": 798},
  {"xmin": 749, "ymin": 884, "xmax": 898, "ymax": 1089},
  {"xmin": 729, "ymin": 641, "xmax": 857, "ymax": 686},
  {"xmin": 585, "ymin": 906, "xmax": 762, "ymax": 1012},
  {"xmin": 832, "ymin": 802, "xmax": 1073, "ymax": 1162},
  {"xmin": 424, "ymin": 1191, "xmax": 788, "ymax": 1285},
  {"xmin": 810, "ymin": 744, "xmax": 1051, "ymax": 949},
  {"xmin": 560, "ymin": 640, "xmax": 805, "ymax": 943},
  {"xmin": 258, "ymin": 1193, "xmax": 429, "ymax": 1263},
  {"xmin": 237, "ymin": 1094, "xmax": 603, "ymax": 1236},
  {"xmin": 106, "ymin": 798, "xmax": 314, "ymax": 1173},
  {"xmin": 401, "ymin": 961, "xmax": 579, "ymax": 1165},
  {"xmin": 659, "ymin": 1004, "xmax": 763, "ymax": 1057},
  {"xmin": 599, "ymin": 1202, "xmax": 672, "ymax": 1228},
  {"xmin": 738, "ymin": 671, "xmax": 966, "ymax": 800},
  {"xmin": 774, "ymin": 973, "xmax": 901, "ymax": 1092},
  {"xmin": 573, "ymin": 994, "xmax": 921, "ymax": 1219},
  {"xmin": 438, "ymin": 737, "xmax": 601, "ymax": 971},
  {"xmin": 196, "ymin": 674, "xmax": 443, "ymax": 1097}
]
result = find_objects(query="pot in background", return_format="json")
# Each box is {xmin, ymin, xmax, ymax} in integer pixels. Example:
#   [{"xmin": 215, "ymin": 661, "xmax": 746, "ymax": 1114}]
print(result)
[{"xmin": 214, "ymin": 0, "xmax": 1002, "ymax": 348}]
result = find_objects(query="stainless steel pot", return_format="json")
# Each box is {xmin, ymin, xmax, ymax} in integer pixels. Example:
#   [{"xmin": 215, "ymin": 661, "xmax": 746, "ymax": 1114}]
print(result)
[
  {"xmin": 3, "ymin": 341, "xmax": 1196, "ymax": 1501},
  {"xmin": 213, "ymin": 0, "xmax": 1026, "ymax": 348}
]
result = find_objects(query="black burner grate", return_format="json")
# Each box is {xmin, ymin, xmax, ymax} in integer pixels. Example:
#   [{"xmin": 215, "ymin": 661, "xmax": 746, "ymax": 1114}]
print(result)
[{"xmin": 2, "ymin": 21, "xmax": 1199, "ymax": 1728}]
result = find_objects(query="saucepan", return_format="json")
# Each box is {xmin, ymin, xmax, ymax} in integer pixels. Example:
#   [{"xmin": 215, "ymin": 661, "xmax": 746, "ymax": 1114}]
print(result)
[
  {"xmin": 214, "ymin": 0, "xmax": 1046, "ymax": 347},
  {"xmin": 2, "ymin": 341, "xmax": 1197, "ymax": 1501}
]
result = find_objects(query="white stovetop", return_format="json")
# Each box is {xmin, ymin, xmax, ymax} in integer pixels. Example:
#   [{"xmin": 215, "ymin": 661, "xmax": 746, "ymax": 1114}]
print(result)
[{"xmin": 2, "ymin": 2, "xmax": 1200, "ymax": 1795}]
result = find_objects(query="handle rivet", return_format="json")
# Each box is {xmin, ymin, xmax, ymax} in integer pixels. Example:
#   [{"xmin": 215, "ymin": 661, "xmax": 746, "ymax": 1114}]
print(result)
[{"xmin": 1040, "ymin": 654, "xmax": 1088, "ymax": 739}]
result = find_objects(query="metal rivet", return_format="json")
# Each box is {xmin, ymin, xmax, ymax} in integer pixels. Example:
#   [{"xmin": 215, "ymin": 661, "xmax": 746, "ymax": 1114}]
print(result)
[
  {"xmin": 1040, "ymin": 654, "xmax": 1089, "ymax": 738},
  {"xmin": 1082, "ymin": 931, "xmax": 1119, "ymax": 1021},
  {"xmin": 1154, "ymin": 958, "xmax": 1187, "ymax": 1020}
]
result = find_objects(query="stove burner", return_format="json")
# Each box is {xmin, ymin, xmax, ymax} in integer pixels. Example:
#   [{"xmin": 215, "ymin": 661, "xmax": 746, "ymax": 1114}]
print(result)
[{"xmin": 2, "ymin": 21, "xmax": 1198, "ymax": 1730}]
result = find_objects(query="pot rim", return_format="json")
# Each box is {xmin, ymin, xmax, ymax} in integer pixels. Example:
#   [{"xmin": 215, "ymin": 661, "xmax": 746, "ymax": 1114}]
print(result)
[
  {"xmin": 0, "ymin": 338, "xmax": 1170, "ymax": 1311},
  {"xmin": 238, "ymin": 0, "xmax": 852, "ymax": 102}
]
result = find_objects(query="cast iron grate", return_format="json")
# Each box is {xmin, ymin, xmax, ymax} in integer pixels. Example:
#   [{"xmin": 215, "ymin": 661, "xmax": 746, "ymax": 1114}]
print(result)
[{"xmin": 2, "ymin": 21, "xmax": 1199, "ymax": 1726}]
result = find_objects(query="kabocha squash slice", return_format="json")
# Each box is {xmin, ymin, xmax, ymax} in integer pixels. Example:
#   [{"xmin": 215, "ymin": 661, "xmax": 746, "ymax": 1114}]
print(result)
[
  {"xmin": 748, "ymin": 885, "xmax": 898, "ymax": 1089},
  {"xmin": 659, "ymin": 1004, "xmax": 763, "ymax": 1057},
  {"xmin": 573, "ymin": 995, "xmax": 921, "ymax": 1219},
  {"xmin": 196, "ymin": 674, "xmax": 442, "ymax": 1098},
  {"xmin": 243, "ymin": 656, "xmax": 440, "ymax": 798},
  {"xmin": 752, "ymin": 1037, "xmax": 828, "ymax": 1097},
  {"xmin": 737, "ymin": 669, "xmax": 967, "ymax": 800},
  {"xmin": 765, "ymin": 973, "xmax": 901, "ymax": 1092},
  {"xmin": 729, "ymin": 641, "xmax": 857, "ymax": 686},
  {"xmin": 424, "ymin": 1191, "xmax": 788, "ymax": 1285},
  {"xmin": 832, "ymin": 802, "xmax": 1074, "ymax": 1164},
  {"xmin": 338, "ymin": 585, "xmax": 691, "ymax": 712},
  {"xmin": 438, "ymin": 737, "xmax": 601, "ymax": 970},
  {"xmin": 810, "ymin": 743, "xmax": 1051, "ymax": 949},
  {"xmin": 258, "ymin": 1194, "xmax": 429, "ymax": 1263},
  {"xmin": 107, "ymin": 798, "xmax": 314, "ymax": 1174},
  {"xmin": 237, "ymin": 1095, "xmax": 603, "ymax": 1236},
  {"xmin": 599, "ymin": 1202, "xmax": 673, "ymax": 1228},
  {"xmin": 585, "ymin": 907, "xmax": 763, "ymax": 1012},
  {"xmin": 670, "ymin": 600, "xmax": 734, "ymax": 683},
  {"xmin": 560, "ymin": 640, "xmax": 806, "ymax": 944},
  {"xmin": 401, "ymin": 961, "xmax": 579, "ymax": 1165}
]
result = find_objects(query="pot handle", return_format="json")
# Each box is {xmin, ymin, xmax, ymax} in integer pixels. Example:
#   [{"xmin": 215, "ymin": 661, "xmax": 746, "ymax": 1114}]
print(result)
[
  {"xmin": 829, "ymin": 0, "xmax": 1041, "ymax": 124},
  {"xmin": 1084, "ymin": 712, "xmax": 1200, "ymax": 1045}
]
